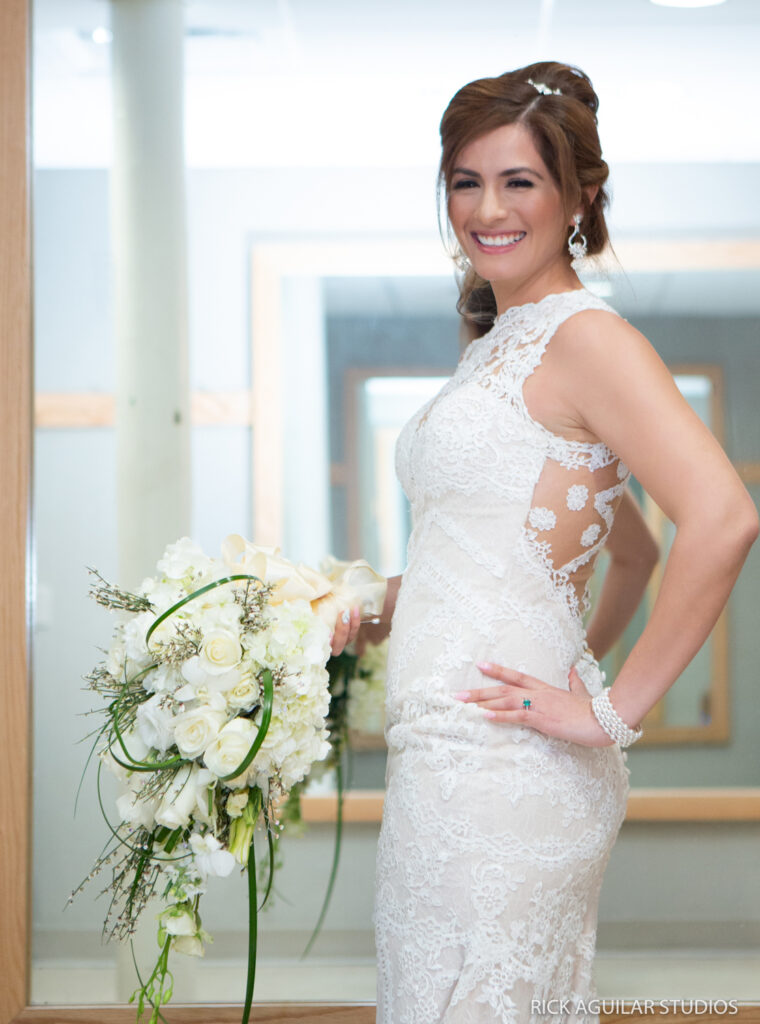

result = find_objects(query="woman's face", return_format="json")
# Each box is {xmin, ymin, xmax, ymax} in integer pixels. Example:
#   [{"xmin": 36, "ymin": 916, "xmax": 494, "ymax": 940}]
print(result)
[{"xmin": 447, "ymin": 121, "xmax": 577, "ymax": 308}]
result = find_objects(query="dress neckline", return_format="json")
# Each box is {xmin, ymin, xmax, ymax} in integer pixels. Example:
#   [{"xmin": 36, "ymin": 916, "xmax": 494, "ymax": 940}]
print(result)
[{"xmin": 492, "ymin": 286, "xmax": 590, "ymax": 329}]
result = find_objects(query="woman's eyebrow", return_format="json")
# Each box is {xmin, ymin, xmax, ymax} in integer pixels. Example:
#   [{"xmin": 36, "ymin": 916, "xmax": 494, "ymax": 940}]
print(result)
[{"xmin": 452, "ymin": 166, "xmax": 544, "ymax": 180}]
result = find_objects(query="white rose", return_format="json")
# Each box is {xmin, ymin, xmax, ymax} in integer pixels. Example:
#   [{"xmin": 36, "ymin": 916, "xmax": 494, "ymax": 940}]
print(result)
[
  {"xmin": 136, "ymin": 694, "xmax": 176, "ymax": 754},
  {"xmin": 203, "ymin": 718, "xmax": 257, "ymax": 787},
  {"xmin": 172, "ymin": 706, "xmax": 226, "ymax": 759},
  {"xmin": 226, "ymin": 673, "xmax": 259, "ymax": 712},
  {"xmin": 181, "ymin": 655, "xmax": 241, "ymax": 693},
  {"xmin": 201, "ymin": 629, "xmax": 243, "ymax": 674},
  {"xmin": 154, "ymin": 764, "xmax": 215, "ymax": 830}
]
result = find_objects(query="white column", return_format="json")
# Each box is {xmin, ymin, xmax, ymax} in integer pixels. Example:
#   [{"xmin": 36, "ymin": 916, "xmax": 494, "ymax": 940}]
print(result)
[
  {"xmin": 111, "ymin": 0, "xmax": 190, "ymax": 586},
  {"xmin": 280, "ymin": 276, "xmax": 330, "ymax": 565}
]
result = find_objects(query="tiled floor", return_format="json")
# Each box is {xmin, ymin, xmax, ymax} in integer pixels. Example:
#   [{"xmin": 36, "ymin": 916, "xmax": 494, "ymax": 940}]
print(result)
[{"xmin": 31, "ymin": 950, "xmax": 760, "ymax": 1005}]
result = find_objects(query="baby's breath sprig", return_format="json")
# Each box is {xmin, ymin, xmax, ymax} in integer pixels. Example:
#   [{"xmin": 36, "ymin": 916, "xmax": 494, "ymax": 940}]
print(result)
[
  {"xmin": 87, "ymin": 567, "xmax": 154, "ymax": 613},
  {"xmin": 151, "ymin": 621, "xmax": 203, "ymax": 666},
  {"xmin": 234, "ymin": 578, "xmax": 275, "ymax": 633},
  {"xmin": 83, "ymin": 662, "xmax": 122, "ymax": 697}
]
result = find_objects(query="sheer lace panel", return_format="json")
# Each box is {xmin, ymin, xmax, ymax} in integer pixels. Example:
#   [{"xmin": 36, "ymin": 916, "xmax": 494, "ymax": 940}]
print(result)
[
  {"xmin": 523, "ymin": 454, "xmax": 628, "ymax": 615},
  {"xmin": 471, "ymin": 298, "xmax": 630, "ymax": 618}
]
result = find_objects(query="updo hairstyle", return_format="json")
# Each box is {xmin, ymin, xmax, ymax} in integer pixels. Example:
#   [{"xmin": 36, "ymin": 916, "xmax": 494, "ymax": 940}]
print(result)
[{"xmin": 438, "ymin": 61, "xmax": 611, "ymax": 332}]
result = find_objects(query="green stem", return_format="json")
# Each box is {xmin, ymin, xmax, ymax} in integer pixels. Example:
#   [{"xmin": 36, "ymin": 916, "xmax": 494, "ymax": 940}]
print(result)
[
  {"xmin": 300, "ymin": 746, "xmax": 344, "ymax": 959},
  {"xmin": 241, "ymin": 832, "xmax": 258, "ymax": 1024}
]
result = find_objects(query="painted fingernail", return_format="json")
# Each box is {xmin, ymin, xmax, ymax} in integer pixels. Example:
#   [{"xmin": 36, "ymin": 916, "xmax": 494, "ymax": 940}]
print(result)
[
  {"xmin": 484, "ymin": 710, "xmax": 497, "ymax": 718},
  {"xmin": 341, "ymin": 610, "xmax": 350, "ymax": 624},
  {"xmin": 476, "ymin": 661, "xmax": 492, "ymax": 671},
  {"xmin": 453, "ymin": 691, "xmax": 470, "ymax": 700}
]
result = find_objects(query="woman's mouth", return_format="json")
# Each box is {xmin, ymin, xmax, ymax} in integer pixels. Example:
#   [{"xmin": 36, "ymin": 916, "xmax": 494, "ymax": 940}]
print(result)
[{"xmin": 472, "ymin": 231, "xmax": 526, "ymax": 253}]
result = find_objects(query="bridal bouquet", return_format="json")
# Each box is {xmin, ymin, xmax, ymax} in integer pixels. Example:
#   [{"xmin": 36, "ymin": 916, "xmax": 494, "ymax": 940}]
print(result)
[{"xmin": 74, "ymin": 535, "xmax": 385, "ymax": 1024}]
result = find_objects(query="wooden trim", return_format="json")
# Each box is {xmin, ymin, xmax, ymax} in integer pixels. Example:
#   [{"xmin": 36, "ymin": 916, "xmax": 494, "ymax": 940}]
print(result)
[
  {"xmin": 603, "ymin": 237, "xmax": 760, "ymax": 272},
  {"xmin": 625, "ymin": 787, "xmax": 760, "ymax": 822},
  {"xmin": 300, "ymin": 787, "xmax": 760, "ymax": 824},
  {"xmin": 0, "ymin": 1, "xmax": 31, "ymax": 1021},
  {"xmin": 737, "ymin": 461, "xmax": 760, "ymax": 485},
  {"xmin": 11, "ymin": 1007, "xmax": 760, "ymax": 1024},
  {"xmin": 34, "ymin": 392, "xmax": 253, "ymax": 427},
  {"xmin": 12, "ymin": 1008, "xmax": 374, "ymax": 1024}
]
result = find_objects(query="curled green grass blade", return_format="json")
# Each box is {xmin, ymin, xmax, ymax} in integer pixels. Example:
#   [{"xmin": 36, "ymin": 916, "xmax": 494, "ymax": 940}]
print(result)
[
  {"xmin": 144, "ymin": 573, "xmax": 265, "ymax": 648},
  {"xmin": 220, "ymin": 667, "xmax": 274, "ymax": 782}
]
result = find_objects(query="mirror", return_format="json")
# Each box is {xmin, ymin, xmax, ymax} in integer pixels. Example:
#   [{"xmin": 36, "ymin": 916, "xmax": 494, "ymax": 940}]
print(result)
[{"xmin": 28, "ymin": 0, "xmax": 760, "ymax": 1014}]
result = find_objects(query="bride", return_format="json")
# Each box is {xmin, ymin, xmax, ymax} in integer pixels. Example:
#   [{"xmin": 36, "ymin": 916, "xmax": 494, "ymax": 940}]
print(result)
[{"xmin": 332, "ymin": 61, "xmax": 758, "ymax": 1023}]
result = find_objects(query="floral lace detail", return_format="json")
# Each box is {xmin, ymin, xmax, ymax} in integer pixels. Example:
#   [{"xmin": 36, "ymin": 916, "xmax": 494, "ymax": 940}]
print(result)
[
  {"xmin": 376, "ymin": 288, "xmax": 631, "ymax": 1022},
  {"xmin": 567, "ymin": 484, "xmax": 589, "ymax": 511}
]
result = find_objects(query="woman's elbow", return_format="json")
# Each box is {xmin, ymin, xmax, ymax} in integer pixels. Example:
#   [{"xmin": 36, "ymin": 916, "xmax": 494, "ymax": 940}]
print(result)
[
  {"xmin": 702, "ymin": 497, "xmax": 759, "ymax": 556},
  {"xmin": 738, "ymin": 508, "xmax": 760, "ymax": 548}
]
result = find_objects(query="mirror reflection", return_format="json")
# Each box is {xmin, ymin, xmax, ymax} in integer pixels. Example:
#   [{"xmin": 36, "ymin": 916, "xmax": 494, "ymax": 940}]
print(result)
[{"xmin": 32, "ymin": 0, "xmax": 760, "ymax": 1011}]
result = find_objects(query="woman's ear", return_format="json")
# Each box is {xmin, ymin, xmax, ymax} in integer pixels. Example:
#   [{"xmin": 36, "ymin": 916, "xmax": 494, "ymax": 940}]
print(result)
[{"xmin": 584, "ymin": 184, "xmax": 600, "ymax": 209}]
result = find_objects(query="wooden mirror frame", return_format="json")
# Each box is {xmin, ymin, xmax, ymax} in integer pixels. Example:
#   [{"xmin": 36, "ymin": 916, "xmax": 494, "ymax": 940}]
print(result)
[{"xmin": 3, "ymin": 2, "xmax": 759, "ymax": 1019}]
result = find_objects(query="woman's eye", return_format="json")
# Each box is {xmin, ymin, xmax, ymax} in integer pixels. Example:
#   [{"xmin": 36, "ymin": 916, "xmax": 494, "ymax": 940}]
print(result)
[
  {"xmin": 452, "ymin": 179, "xmax": 478, "ymax": 190},
  {"xmin": 507, "ymin": 178, "xmax": 533, "ymax": 188}
]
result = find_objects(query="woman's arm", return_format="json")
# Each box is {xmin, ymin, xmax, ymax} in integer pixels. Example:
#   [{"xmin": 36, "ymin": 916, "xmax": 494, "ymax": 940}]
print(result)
[
  {"xmin": 458, "ymin": 312, "xmax": 758, "ymax": 746},
  {"xmin": 584, "ymin": 487, "xmax": 660, "ymax": 662},
  {"xmin": 559, "ymin": 312, "xmax": 759, "ymax": 729}
]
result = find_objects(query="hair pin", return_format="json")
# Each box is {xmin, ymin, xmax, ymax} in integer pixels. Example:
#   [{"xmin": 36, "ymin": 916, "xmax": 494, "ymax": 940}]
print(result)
[{"xmin": 527, "ymin": 78, "xmax": 562, "ymax": 96}]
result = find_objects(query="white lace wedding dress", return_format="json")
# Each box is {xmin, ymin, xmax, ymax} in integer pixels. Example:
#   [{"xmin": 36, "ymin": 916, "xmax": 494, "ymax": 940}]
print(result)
[{"xmin": 372, "ymin": 288, "xmax": 632, "ymax": 1024}]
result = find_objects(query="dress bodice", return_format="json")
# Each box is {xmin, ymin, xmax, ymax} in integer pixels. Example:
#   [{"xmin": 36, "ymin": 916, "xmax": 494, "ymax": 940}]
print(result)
[{"xmin": 393, "ymin": 286, "xmax": 631, "ymax": 670}]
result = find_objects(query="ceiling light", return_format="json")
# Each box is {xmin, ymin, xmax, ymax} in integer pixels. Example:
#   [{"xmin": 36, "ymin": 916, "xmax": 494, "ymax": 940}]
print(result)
[
  {"xmin": 91, "ymin": 27, "xmax": 113, "ymax": 45},
  {"xmin": 650, "ymin": 0, "xmax": 727, "ymax": 8}
]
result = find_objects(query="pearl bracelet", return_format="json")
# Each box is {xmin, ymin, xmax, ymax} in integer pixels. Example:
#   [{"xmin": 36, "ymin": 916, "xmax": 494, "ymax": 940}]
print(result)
[{"xmin": 591, "ymin": 688, "xmax": 643, "ymax": 747}]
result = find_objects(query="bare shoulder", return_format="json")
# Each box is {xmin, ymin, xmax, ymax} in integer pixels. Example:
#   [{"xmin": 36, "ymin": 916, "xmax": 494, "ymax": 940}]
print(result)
[
  {"xmin": 524, "ymin": 307, "xmax": 669, "ymax": 445},
  {"xmin": 547, "ymin": 307, "xmax": 677, "ymax": 411},
  {"xmin": 552, "ymin": 306, "xmax": 663, "ymax": 365}
]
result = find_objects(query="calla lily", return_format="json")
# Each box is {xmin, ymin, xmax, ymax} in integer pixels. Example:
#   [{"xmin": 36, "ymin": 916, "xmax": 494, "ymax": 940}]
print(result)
[{"xmin": 222, "ymin": 534, "xmax": 387, "ymax": 629}]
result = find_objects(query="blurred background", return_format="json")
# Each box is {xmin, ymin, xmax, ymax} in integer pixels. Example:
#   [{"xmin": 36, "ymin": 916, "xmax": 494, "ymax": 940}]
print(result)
[{"xmin": 31, "ymin": 0, "xmax": 760, "ymax": 1008}]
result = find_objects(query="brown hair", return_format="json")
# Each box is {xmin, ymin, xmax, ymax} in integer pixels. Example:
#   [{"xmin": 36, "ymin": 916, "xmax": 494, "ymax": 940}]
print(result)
[{"xmin": 438, "ymin": 61, "xmax": 611, "ymax": 331}]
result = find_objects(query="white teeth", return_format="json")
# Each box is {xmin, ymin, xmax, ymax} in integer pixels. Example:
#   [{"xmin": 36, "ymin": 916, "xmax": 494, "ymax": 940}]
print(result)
[{"xmin": 476, "ymin": 232, "xmax": 525, "ymax": 247}]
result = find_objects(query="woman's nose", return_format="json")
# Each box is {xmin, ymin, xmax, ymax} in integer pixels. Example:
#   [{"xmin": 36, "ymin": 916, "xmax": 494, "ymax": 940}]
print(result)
[{"xmin": 477, "ymin": 185, "xmax": 508, "ymax": 223}]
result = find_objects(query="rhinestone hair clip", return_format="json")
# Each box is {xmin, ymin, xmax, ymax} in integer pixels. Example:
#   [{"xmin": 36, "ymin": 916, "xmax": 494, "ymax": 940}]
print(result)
[{"xmin": 527, "ymin": 78, "xmax": 562, "ymax": 96}]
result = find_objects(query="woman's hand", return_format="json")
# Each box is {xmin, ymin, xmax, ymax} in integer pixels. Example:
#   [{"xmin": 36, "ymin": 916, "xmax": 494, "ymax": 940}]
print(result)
[
  {"xmin": 329, "ymin": 605, "xmax": 362, "ymax": 657},
  {"xmin": 453, "ymin": 662, "xmax": 615, "ymax": 747}
]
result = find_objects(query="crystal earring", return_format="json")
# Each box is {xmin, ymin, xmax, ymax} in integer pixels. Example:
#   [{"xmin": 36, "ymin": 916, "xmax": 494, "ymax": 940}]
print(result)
[
  {"xmin": 568, "ymin": 213, "xmax": 588, "ymax": 265},
  {"xmin": 454, "ymin": 247, "xmax": 471, "ymax": 272}
]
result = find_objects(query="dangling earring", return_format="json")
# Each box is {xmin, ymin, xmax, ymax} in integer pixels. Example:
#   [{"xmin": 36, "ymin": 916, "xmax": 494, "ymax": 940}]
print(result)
[
  {"xmin": 454, "ymin": 247, "xmax": 471, "ymax": 272},
  {"xmin": 568, "ymin": 213, "xmax": 588, "ymax": 266}
]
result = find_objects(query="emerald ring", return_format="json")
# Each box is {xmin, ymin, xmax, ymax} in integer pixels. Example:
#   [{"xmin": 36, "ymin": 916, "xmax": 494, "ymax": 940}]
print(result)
[{"xmin": 523, "ymin": 699, "xmax": 532, "ymax": 709}]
